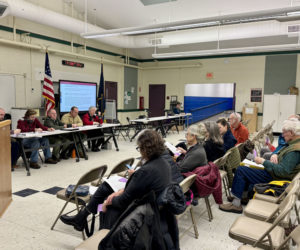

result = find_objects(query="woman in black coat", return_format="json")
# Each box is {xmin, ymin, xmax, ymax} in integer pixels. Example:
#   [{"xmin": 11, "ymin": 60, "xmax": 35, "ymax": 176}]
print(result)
[
  {"xmin": 60, "ymin": 129, "xmax": 172, "ymax": 231},
  {"xmin": 217, "ymin": 117, "xmax": 237, "ymax": 152},
  {"xmin": 203, "ymin": 121, "xmax": 225, "ymax": 162}
]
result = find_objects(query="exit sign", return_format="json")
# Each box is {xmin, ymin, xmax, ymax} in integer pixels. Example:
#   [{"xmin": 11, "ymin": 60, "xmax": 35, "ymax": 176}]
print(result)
[
  {"xmin": 206, "ymin": 72, "xmax": 213, "ymax": 79},
  {"xmin": 62, "ymin": 60, "xmax": 84, "ymax": 68}
]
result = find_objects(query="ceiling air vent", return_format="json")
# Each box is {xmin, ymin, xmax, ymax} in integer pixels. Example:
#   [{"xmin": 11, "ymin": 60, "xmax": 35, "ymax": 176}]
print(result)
[
  {"xmin": 150, "ymin": 38, "xmax": 162, "ymax": 46},
  {"xmin": 0, "ymin": 1, "xmax": 8, "ymax": 17},
  {"xmin": 287, "ymin": 24, "xmax": 300, "ymax": 36}
]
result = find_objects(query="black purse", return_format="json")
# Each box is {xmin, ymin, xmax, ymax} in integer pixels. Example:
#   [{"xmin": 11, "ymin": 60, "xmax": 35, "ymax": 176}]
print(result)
[{"xmin": 65, "ymin": 184, "xmax": 90, "ymax": 197}]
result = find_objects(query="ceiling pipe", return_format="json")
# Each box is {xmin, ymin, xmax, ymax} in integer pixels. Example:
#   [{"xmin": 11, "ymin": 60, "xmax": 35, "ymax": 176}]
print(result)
[
  {"xmin": 4, "ymin": 0, "xmax": 148, "ymax": 48},
  {"xmin": 2, "ymin": 0, "xmax": 300, "ymax": 51},
  {"xmin": 0, "ymin": 38, "xmax": 141, "ymax": 69},
  {"xmin": 81, "ymin": 6, "xmax": 300, "ymax": 38}
]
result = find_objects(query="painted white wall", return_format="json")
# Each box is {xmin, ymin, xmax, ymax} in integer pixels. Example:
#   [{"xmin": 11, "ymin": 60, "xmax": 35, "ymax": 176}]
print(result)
[{"xmin": 139, "ymin": 56, "xmax": 265, "ymax": 114}]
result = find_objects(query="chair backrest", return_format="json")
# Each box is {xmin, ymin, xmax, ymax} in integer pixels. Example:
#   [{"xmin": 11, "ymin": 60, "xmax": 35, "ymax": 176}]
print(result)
[
  {"xmin": 292, "ymin": 171, "xmax": 300, "ymax": 181},
  {"xmin": 77, "ymin": 165, "xmax": 108, "ymax": 186},
  {"xmin": 107, "ymin": 158, "xmax": 135, "ymax": 178},
  {"xmin": 254, "ymin": 194, "xmax": 297, "ymax": 248},
  {"xmin": 179, "ymin": 174, "xmax": 196, "ymax": 193},
  {"xmin": 226, "ymin": 147, "xmax": 241, "ymax": 169},
  {"xmin": 285, "ymin": 179, "xmax": 300, "ymax": 196},
  {"xmin": 290, "ymin": 225, "xmax": 300, "ymax": 247},
  {"xmin": 214, "ymin": 151, "xmax": 231, "ymax": 169},
  {"xmin": 277, "ymin": 181, "xmax": 299, "ymax": 213}
]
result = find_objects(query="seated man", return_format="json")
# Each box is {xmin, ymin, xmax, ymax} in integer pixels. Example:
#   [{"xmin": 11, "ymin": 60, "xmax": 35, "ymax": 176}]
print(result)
[
  {"xmin": 61, "ymin": 106, "xmax": 86, "ymax": 157},
  {"xmin": 173, "ymin": 101, "xmax": 182, "ymax": 115},
  {"xmin": 219, "ymin": 118, "xmax": 300, "ymax": 214},
  {"xmin": 17, "ymin": 109, "xmax": 57, "ymax": 169},
  {"xmin": 0, "ymin": 107, "xmax": 21, "ymax": 170},
  {"xmin": 229, "ymin": 112, "xmax": 249, "ymax": 144},
  {"xmin": 44, "ymin": 109, "xmax": 71, "ymax": 161},
  {"xmin": 82, "ymin": 106, "xmax": 104, "ymax": 152}
]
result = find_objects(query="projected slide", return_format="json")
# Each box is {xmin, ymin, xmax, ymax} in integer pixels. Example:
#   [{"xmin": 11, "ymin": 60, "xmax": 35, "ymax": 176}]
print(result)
[{"xmin": 60, "ymin": 80, "xmax": 96, "ymax": 113}]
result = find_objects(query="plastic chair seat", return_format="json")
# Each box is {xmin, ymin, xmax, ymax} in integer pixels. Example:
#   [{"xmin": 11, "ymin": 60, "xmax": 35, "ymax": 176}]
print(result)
[{"xmin": 229, "ymin": 216, "xmax": 285, "ymax": 249}]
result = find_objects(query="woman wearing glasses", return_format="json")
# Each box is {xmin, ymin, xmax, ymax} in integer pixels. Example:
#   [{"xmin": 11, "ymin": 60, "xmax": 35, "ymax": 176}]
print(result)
[
  {"xmin": 60, "ymin": 129, "xmax": 172, "ymax": 231},
  {"xmin": 175, "ymin": 124, "xmax": 208, "ymax": 173}
]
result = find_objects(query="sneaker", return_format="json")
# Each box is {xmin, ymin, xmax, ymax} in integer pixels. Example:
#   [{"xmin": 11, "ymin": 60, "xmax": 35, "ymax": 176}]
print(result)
[
  {"xmin": 45, "ymin": 158, "xmax": 57, "ymax": 164},
  {"xmin": 219, "ymin": 203, "xmax": 243, "ymax": 214},
  {"xmin": 30, "ymin": 162, "xmax": 41, "ymax": 169}
]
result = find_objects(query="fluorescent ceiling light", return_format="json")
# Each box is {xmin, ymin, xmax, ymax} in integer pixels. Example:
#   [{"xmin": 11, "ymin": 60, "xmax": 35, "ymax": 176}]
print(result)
[
  {"xmin": 81, "ymin": 6, "xmax": 300, "ymax": 39},
  {"xmin": 287, "ymin": 11, "xmax": 300, "ymax": 16},
  {"xmin": 152, "ymin": 44, "xmax": 300, "ymax": 58}
]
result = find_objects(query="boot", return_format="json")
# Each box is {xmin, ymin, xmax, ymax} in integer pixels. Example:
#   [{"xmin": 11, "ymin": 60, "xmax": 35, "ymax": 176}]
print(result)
[{"xmin": 60, "ymin": 208, "xmax": 90, "ymax": 231}]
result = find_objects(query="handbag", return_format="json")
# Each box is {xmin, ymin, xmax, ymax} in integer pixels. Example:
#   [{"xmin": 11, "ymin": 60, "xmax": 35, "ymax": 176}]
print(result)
[{"xmin": 65, "ymin": 184, "xmax": 90, "ymax": 197}]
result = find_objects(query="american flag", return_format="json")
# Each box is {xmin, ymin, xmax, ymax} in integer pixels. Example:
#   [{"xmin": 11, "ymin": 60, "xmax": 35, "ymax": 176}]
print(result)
[{"xmin": 42, "ymin": 52, "xmax": 55, "ymax": 115}]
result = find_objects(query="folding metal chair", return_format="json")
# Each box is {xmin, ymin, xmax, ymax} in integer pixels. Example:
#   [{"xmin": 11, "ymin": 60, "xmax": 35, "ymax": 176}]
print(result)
[
  {"xmin": 51, "ymin": 165, "xmax": 107, "ymax": 239},
  {"xmin": 177, "ymin": 174, "xmax": 199, "ymax": 239}
]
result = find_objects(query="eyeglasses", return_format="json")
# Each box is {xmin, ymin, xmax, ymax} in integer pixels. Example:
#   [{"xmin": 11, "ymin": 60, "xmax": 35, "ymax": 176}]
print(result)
[{"xmin": 136, "ymin": 146, "xmax": 140, "ymax": 152}]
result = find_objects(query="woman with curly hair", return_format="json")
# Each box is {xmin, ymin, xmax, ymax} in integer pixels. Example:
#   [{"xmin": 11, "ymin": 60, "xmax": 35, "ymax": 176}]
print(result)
[{"xmin": 60, "ymin": 129, "xmax": 172, "ymax": 231}]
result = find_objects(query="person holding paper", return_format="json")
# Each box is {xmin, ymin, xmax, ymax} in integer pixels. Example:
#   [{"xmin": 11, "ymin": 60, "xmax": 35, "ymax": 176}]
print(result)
[
  {"xmin": 60, "ymin": 129, "xmax": 172, "ymax": 232},
  {"xmin": 17, "ymin": 109, "xmax": 57, "ymax": 169},
  {"xmin": 219, "ymin": 118, "xmax": 300, "ymax": 214},
  {"xmin": 175, "ymin": 124, "xmax": 207, "ymax": 173}
]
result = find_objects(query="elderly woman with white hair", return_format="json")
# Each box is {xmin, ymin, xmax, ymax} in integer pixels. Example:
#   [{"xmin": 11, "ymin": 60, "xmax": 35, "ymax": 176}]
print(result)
[
  {"xmin": 176, "ymin": 123, "xmax": 208, "ymax": 173},
  {"xmin": 220, "ymin": 118, "xmax": 300, "ymax": 214}
]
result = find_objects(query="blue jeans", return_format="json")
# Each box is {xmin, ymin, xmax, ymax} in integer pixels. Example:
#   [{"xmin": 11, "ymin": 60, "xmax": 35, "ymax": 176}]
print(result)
[
  {"xmin": 231, "ymin": 166, "xmax": 273, "ymax": 199},
  {"xmin": 22, "ymin": 137, "xmax": 52, "ymax": 163}
]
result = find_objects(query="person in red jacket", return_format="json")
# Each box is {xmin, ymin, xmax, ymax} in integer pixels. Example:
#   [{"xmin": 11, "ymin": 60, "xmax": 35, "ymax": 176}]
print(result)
[
  {"xmin": 229, "ymin": 112, "xmax": 249, "ymax": 144},
  {"xmin": 17, "ymin": 109, "xmax": 57, "ymax": 169},
  {"xmin": 82, "ymin": 106, "xmax": 104, "ymax": 152}
]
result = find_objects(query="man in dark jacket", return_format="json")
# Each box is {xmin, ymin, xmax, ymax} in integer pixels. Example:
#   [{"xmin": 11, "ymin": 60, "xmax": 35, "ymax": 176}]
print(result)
[
  {"xmin": 17, "ymin": 109, "xmax": 57, "ymax": 169},
  {"xmin": 44, "ymin": 109, "xmax": 71, "ymax": 160}
]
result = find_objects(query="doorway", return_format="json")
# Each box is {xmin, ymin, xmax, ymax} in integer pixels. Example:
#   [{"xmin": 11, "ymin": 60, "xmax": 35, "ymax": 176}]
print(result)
[{"xmin": 148, "ymin": 84, "xmax": 165, "ymax": 117}]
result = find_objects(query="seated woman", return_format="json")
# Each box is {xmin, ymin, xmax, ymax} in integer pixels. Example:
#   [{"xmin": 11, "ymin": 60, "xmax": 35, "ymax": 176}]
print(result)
[
  {"xmin": 82, "ymin": 106, "xmax": 104, "ymax": 152},
  {"xmin": 175, "ymin": 124, "xmax": 207, "ymax": 173},
  {"xmin": 219, "ymin": 118, "xmax": 300, "ymax": 214},
  {"xmin": 204, "ymin": 121, "xmax": 225, "ymax": 162},
  {"xmin": 17, "ymin": 109, "xmax": 57, "ymax": 169},
  {"xmin": 217, "ymin": 117, "xmax": 237, "ymax": 152},
  {"xmin": 60, "ymin": 129, "xmax": 172, "ymax": 231}
]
